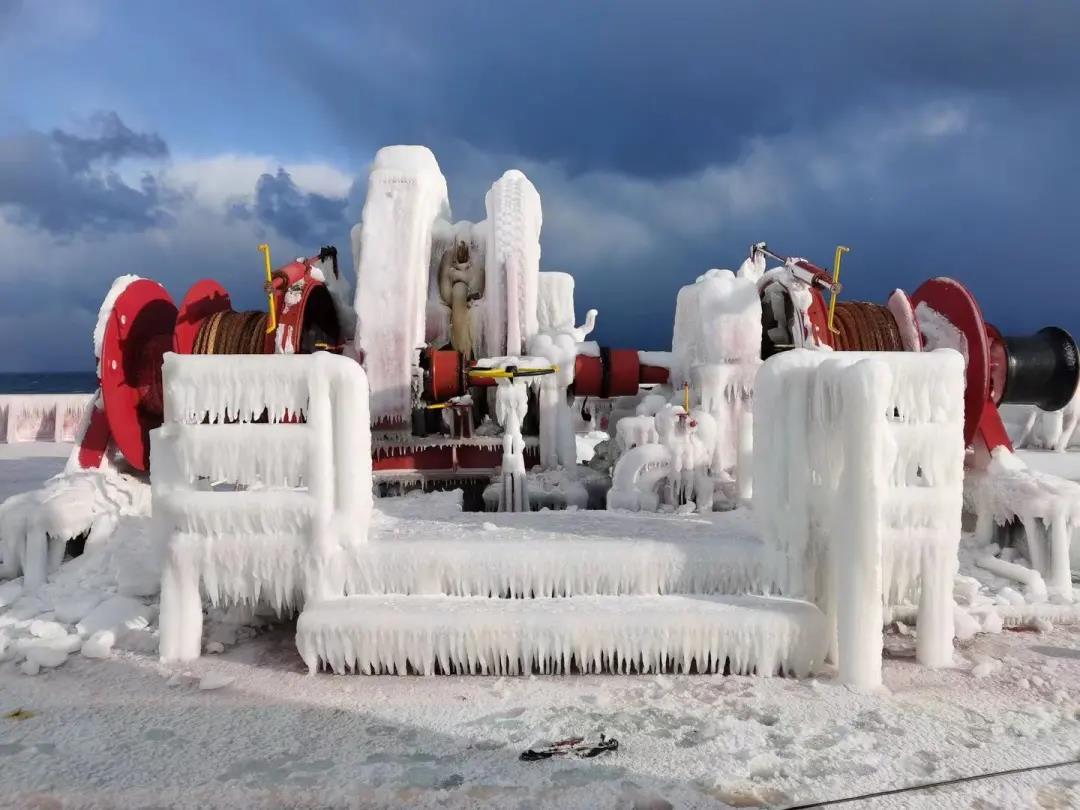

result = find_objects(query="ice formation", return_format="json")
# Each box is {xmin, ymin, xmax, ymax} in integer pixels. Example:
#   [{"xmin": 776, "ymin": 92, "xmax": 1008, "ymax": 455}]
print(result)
[
  {"xmin": 296, "ymin": 594, "xmax": 828, "ymax": 677},
  {"xmin": 0, "ymin": 468, "xmax": 149, "ymax": 588},
  {"xmin": 607, "ymin": 405, "xmax": 715, "ymax": 512},
  {"xmin": 481, "ymin": 170, "xmax": 542, "ymax": 358},
  {"xmin": 528, "ymin": 271, "xmax": 597, "ymax": 469},
  {"xmin": 0, "ymin": 394, "xmax": 92, "ymax": 443},
  {"xmin": 1008, "ymin": 389, "xmax": 1080, "ymax": 452},
  {"xmin": 967, "ymin": 447, "xmax": 1077, "ymax": 601},
  {"xmin": 353, "ymin": 146, "xmax": 450, "ymax": 425},
  {"xmin": 155, "ymin": 351, "xmax": 373, "ymax": 662},
  {"xmin": 754, "ymin": 349, "xmax": 966, "ymax": 685},
  {"xmin": 671, "ymin": 269, "xmax": 762, "ymax": 475},
  {"xmin": 915, "ymin": 301, "xmax": 968, "ymax": 362},
  {"xmin": 481, "ymin": 356, "xmax": 547, "ymax": 512}
]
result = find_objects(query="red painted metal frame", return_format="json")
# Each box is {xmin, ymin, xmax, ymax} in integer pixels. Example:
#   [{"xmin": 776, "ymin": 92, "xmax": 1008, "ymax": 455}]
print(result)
[
  {"xmin": 910, "ymin": 277, "xmax": 1010, "ymax": 452},
  {"xmin": 97, "ymin": 280, "xmax": 178, "ymax": 472},
  {"xmin": 174, "ymin": 279, "xmax": 231, "ymax": 354}
]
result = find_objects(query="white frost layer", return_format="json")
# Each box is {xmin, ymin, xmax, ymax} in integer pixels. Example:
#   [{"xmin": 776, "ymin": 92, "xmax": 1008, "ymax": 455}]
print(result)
[
  {"xmin": 296, "ymin": 594, "xmax": 828, "ymax": 677},
  {"xmin": 0, "ymin": 395, "xmax": 94, "ymax": 444},
  {"xmin": 638, "ymin": 351, "xmax": 673, "ymax": 369},
  {"xmin": 481, "ymin": 170, "xmax": 542, "ymax": 357},
  {"xmin": 354, "ymin": 146, "xmax": 449, "ymax": 424},
  {"xmin": 915, "ymin": 302, "xmax": 968, "ymax": 363}
]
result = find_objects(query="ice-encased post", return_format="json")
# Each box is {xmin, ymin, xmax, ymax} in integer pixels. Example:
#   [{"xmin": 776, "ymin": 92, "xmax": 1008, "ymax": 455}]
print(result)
[
  {"xmin": 496, "ymin": 378, "xmax": 530, "ymax": 512},
  {"xmin": 153, "ymin": 423, "xmax": 204, "ymax": 664},
  {"xmin": 832, "ymin": 359, "xmax": 888, "ymax": 690}
]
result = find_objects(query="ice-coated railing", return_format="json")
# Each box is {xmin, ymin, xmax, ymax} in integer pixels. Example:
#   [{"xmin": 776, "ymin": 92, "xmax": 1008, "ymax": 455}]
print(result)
[
  {"xmin": 754, "ymin": 349, "xmax": 966, "ymax": 688},
  {"xmin": 0, "ymin": 394, "xmax": 93, "ymax": 443},
  {"xmin": 154, "ymin": 352, "xmax": 372, "ymax": 662}
]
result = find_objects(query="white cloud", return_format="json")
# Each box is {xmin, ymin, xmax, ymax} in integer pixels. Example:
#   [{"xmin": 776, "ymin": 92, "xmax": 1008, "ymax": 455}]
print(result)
[{"xmin": 164, "ymin": 153, "xmax": 354, "ymax": 209}]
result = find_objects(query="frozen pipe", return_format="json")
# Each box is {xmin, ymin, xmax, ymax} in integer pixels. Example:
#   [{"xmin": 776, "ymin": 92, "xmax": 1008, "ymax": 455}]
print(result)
[
  {"xmin": 975, "ymin": 553, "xmax": 1048, "ymax": 603},
  {"xmin": 1047, "ymin": 512, "xmax": 1074, "ymax": 601},
  {"xmin": 1020, "ymin": 516, "xmax": 1048, "ymax": 578}
]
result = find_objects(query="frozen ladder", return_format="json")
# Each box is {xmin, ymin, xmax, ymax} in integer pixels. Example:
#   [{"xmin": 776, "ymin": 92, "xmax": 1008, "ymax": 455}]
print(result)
[
  {"xmin": 296, "ymin": 594, "xmax": 828, "ymax": 677},
  {"xmin": 154, "ymin": 352, "xmax": 373, "ymax": 663}
]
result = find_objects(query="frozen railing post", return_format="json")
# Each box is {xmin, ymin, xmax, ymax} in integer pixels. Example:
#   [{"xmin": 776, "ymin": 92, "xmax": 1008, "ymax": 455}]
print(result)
[
  {"xmin": 755, "ymin": 349, "xmax": 965, "ymax": 687},
  {"xmin": 496, "ymin": 377, "xmax": 530, "ymax": 512},
  {"xmin": 155, "ymin": 352, "xmax": 372, "ymax": 663}
]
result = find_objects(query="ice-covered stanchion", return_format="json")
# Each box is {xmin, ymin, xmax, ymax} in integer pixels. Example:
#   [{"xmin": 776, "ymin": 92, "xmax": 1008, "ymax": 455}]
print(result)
[
  {"xmin": 353, "ymin": 146, "xmax": 450, "ymax": 426},
  {"xmin": 481, "ymin": 170, "xmax": 542, "ymax": 358},
  {"xmin": 155, "ymin": 352, "xmax": 372, "ymax": 663},
  {"xmin": 754, "ymin": 349, "xmax": 966, "ymax": 684}
]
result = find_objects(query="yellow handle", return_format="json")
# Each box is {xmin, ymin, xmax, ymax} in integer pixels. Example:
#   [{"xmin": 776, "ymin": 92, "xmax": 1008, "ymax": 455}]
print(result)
[
  {"xmin": 827, "ymin": 245, "xmax": 850, "ymax": 335},
  {"xmin": 683, "ymin": 382, "xmax": 690, "ymax": 413},
  {"xmin": 467, "ymin": 365, "xmax": 558, "ymax": 379},
  {"xmin": 258, "ymin": 243, "xmax": 277, "ymax": 334}
]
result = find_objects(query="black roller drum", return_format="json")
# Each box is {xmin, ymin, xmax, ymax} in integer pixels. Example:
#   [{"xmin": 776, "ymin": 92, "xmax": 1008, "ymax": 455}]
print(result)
[{"xmin": 1000, "ymin": 327, "xmax": 1080, "ymax": 411}]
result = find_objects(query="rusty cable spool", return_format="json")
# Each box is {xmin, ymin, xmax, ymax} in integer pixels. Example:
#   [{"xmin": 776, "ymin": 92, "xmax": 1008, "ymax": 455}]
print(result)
[
  {"xmin": 192, "ymin": 310, "xmax": 269, "ymax": 354},
  {"xmin": 830, "ymin": 301, "xmax": 905, "ymax": 352}
]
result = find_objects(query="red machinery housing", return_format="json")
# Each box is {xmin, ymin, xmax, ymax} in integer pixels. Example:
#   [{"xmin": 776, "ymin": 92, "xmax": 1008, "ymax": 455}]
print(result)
[
  {"xmin": 82, "ymin": 251, "xmax": 343, "ymax": 472},
  {"xmin": 81, "ymin": 243, "xmax": 1080, "ymax": 478}
]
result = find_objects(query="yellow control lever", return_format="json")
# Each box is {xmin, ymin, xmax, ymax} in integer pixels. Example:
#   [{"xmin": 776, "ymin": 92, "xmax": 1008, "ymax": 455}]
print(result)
[
  {"xmin": 258, "ymin": 243, "xmax": 277, "ymax": 334},
  {"xmin": 827, "ymin": 245, "xmax": 850, "ymax": 335}
]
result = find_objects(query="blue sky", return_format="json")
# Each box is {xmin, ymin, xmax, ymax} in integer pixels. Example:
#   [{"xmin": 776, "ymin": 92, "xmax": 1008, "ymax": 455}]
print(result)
[{"xmin": 1, "ymin": 0, "xmax": 1078, "ymax": 371}]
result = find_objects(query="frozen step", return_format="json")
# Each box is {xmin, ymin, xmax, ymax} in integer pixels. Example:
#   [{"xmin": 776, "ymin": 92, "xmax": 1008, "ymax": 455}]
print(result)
[
  {"xmin": 296, "ymin": 594, "xmax": 828, "ymax": 677},
  {"xmin": 157, "ymin": 423, "xmax": 312, "ymax": 487},
  {"xmin": 353, "ymin": 507, "xmax": 772, "ymax": 598},
  {"xmin": 156, "ymin": 490, "xmax": 314, "ymax": 536}
]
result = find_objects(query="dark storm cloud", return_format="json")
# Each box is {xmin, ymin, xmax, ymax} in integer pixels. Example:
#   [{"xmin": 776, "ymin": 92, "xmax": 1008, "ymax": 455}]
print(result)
[
  {"xmin": 0, "ymin": 113, "xmax": 173, "ymax": 236},
  {"xmin": 51, "ymin": 111, "xmax": 167, "ymax": 172},
  {"xmin": 275, "ymin": 0, "xmax": 1080, "ymax": 178},
  {"xmin": 248, "ymin": 168, "xmax": 351, "ymax": 246}
]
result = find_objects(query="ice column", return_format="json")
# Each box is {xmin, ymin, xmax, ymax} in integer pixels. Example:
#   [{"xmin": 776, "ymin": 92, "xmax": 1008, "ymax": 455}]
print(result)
[
  {"xmin": 496, "ymin": 377, "xmax": 530, "ymax": 512},
  {"xmin": 482, "ymin": 170, "xmax": 542, "ymax": 358},
  {"xmin": 353, "ymin": 146, "xmax": 450, "ymax": 426}
]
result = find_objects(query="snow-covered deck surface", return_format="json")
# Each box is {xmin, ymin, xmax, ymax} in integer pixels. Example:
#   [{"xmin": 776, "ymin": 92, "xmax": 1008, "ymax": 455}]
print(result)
[{"xmin": 1, "ymin": 445, "xmax": 1079, "ymax": 808}]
